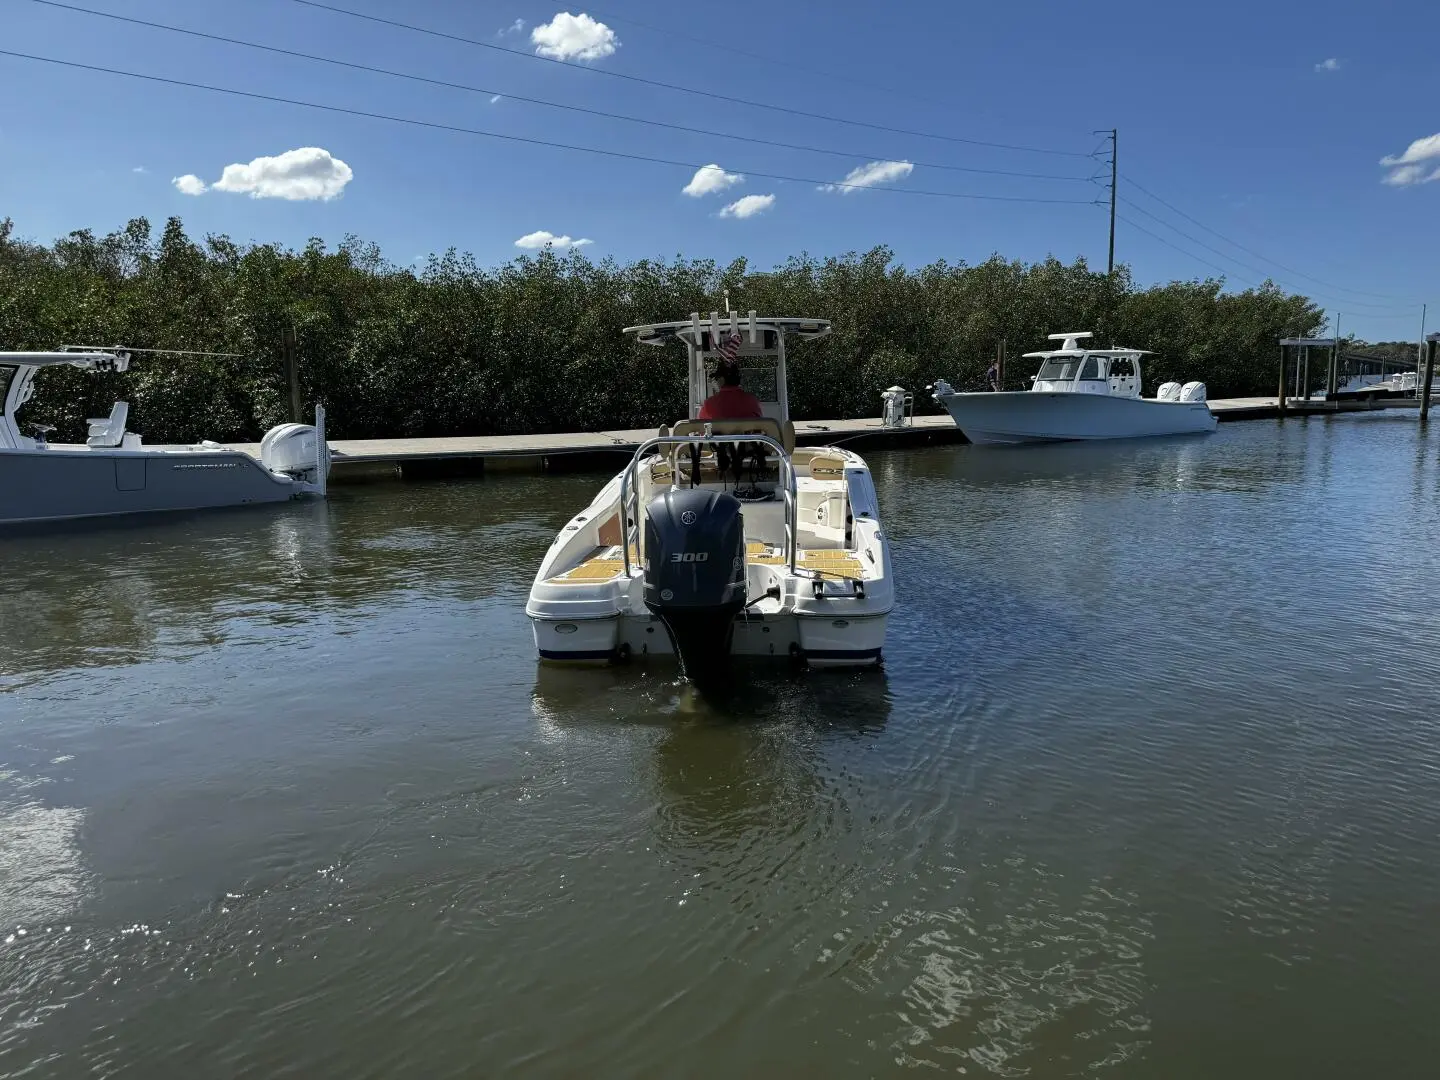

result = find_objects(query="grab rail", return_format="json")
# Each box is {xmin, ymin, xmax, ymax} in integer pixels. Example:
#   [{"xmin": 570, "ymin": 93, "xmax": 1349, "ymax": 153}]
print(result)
[{"xmin": 619, "ymin": 431, "xmax": 797, "ymax": 580}]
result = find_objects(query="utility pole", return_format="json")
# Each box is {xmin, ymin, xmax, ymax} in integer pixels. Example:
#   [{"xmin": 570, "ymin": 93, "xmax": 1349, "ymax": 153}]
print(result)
[{"xmin": 1107, "ymin": 129, "xmax": 1117, "ymax": 277}]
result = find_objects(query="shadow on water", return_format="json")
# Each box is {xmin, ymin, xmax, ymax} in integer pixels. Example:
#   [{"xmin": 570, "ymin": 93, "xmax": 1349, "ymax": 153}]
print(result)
[
  {"xmin": 530, "ymin": 658, "xmax": 893, "ymax": 730},
  {"xmin": 531, "ymin": 661, "xmax": 892, "ymax": 851}
]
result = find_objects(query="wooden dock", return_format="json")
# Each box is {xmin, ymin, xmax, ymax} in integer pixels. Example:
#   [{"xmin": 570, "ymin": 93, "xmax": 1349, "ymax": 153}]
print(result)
[{"xmin": 236, "ymin": 396, "xmax": 1421, "ymax": 481}]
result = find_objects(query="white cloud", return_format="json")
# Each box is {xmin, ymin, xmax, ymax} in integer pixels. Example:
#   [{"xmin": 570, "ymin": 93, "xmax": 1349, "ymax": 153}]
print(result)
[
  {"xmin": 819, "ymin": 159, "xmax": 914, "ymax": 194},
  {"xmin": 172, "ymin": 174, "xmax": 207, "ymax": 196},
  {"xmin": 1314, "ymin": 57, "xmax": 1342, "ymax": 73},
  {"xmin": 498, "ymin": 18, "xmax": 525, "ymax": 36},
  {"xmin": 515, "ymin": 230, "xmax": 594, "ymax": 249},
  {"xmin": 682, "ymin": 163, "xmax": 743, "ymax": 197},
  {"xmin": 210, "ymin": 147, "xmax": 353, "ymax": 201},
  {"xmin": 132, "ymin": 166, "xmax": 147, "ymax": 174},
  {"xmin": 531, "ymin": 12, "xmax": 619, "ymax": 61},
  {"xmin": 719, "ymin": 194, "xmax": 775, "ymax": 219},
  {"xmin": 1382, "ymin": 163, "xmax": 1440, "ymax": 187},
  {"xmin": 1379, "ymin": 133, "xmax": 1440, "ymax": 186},
  {"xmin": 490, "ymin": 95, "xmax": 503, "ymax": 104}
]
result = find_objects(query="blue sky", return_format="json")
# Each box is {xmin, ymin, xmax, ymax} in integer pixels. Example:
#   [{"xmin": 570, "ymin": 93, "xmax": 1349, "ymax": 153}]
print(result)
[{"xmin": 2, "ymin": 0, "xmax": 1437, "ymax": 341}]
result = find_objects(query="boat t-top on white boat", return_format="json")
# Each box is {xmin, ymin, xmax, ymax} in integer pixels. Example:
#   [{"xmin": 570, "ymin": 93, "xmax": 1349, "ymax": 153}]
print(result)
[
  {"xmin": 1, "ymin": 346, "xmax": 331, "ymax": 526},
  {"xmin": 527, "ymin": 312, "xmax": 893, "ymax": 681},
  {"xmin": 930, "ymin": 332, "xmax": 1218, "ymax": 445}
]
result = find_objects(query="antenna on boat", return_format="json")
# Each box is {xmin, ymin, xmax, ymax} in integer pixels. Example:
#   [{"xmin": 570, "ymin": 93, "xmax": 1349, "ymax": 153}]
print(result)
[{"xmin": 723, "ymin": 288, "xmax": 731, "ymax": 314}]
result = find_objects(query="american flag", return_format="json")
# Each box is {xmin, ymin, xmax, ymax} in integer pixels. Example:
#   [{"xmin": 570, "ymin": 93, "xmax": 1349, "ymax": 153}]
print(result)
[{"xmin": 715, "ymin": 331, "xmax": 742, "ymax": 362}]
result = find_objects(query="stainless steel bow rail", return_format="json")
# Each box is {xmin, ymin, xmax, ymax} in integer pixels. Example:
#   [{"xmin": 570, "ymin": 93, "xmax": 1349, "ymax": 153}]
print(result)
[{"xmin": 619, "ymin": 432, "xmax": 798, "ymax": 579}]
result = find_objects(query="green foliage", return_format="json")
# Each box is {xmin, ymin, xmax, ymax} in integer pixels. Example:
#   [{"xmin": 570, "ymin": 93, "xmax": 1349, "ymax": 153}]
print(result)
[{"xmin": 0, "ymin": 216, "xmax": 1325, "ymax": 442}]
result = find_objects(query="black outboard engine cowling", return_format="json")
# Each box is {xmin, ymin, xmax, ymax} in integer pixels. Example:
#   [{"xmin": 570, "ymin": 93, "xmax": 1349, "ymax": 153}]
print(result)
[{"xmin": 643, "ymin": 488, "xmax": 747, "ymax": 684}]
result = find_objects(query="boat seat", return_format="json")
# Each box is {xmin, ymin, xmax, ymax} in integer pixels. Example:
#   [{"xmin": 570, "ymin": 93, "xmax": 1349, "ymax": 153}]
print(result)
[
  {"xmin": 86, "ymin": 401, "xmax": 129, "ymax": 448},
  {"xmin": 669, "ymin": 418, "xmax": 793, "ymax": 455},
  {"xmin": 807, "ymin": 453, "xmax": 846, "ymax": 478}
]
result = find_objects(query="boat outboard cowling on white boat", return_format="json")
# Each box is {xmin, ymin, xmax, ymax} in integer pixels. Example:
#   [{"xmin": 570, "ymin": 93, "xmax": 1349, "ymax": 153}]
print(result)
[
  {"xmin": 259, "ymin": 422, "xmax": 333, "ymax": 485},
  {"xmin": 642, "ymin": 487, "xmax": 748, "ymax": 684}
]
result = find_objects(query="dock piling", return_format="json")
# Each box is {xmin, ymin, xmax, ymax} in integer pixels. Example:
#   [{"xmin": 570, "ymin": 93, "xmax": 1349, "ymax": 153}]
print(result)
[
  {"xmin": 1277, "ymin": 343, "xmax": 1288, "ymax": 416},
  {"xmin": 282, "ymin": 327, "xmax": 301, "ymax": 424},
  {"xmin": 1423, "ymin": 334, "xmax": 1438, "ymax": 423}
]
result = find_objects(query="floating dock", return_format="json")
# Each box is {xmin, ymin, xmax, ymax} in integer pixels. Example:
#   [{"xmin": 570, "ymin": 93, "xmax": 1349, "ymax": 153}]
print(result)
[{"xmin": 234, "ymin": 395, "xmax": 1420, "ymax": 481}]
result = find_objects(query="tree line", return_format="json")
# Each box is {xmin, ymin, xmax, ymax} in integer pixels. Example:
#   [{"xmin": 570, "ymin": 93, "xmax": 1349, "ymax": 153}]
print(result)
[{"xmin": 0, "ymin": 215, "xmax": 1325, "ymax": 444}]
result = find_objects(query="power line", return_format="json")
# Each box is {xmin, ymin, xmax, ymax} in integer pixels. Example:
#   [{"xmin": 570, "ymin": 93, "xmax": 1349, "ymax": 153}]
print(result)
[
  {"xmin": 1122, "ymin": 172, "xmax": 1423, "ymax": 304},
  {"xmin": 1116, "ymin": 211, "xmax": 1259, "ymax": 282},
  {"xmin": 290, "ymin": 0, "xmax": 1094, "ymax": 159},
  {"xmin": 27, "ymin": 0, "xmax": 1092, "ymax": 184},
  {"xmin": 1119, "ymin": 196, "xmax": 1416, "ymax": 312},
  {"xmin": 1116, "ymin": 210, "xmax": 1422, "ymax": 320},
  {"xmin": 0, "ymin": 49, "xmax": 1101, "ymax": 205},
  {"xmin": 582, "ymin": 6, "xmax": 988, "ymax": 115}
]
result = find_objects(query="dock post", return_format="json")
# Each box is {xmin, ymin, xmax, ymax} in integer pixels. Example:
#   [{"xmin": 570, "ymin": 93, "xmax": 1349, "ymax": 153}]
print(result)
[
  {"xmin": 1327, "ymin": 336, "xmax": 1339, "ymax": 400},
  {"xmin": 1301, "ymin": 344, "xmax": 1310, "ymax": 401},
  {"xmin": 282, "ymin": 327, "xmax": 302, "ymax": 424},
  {"xmin": 1422, "ymin": 335, "xmax": 1438, "ymax": 423},
  {"xmin": 1277, "ymin": 343, "xmax": 1288, "ymax": 416}
]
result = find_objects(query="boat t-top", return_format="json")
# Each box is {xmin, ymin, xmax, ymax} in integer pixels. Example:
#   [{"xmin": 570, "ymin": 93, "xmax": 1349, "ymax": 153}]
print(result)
[
  {"xmin": 1, "ymin": 346, "xmax": 330, "ymax": 526},
  {"xmin": 526, "ymin": 312, "xmax": 893, "ymax": 681},
  {"xmin": 930, "ymin": 332, "xmax": 1218, "ymax": 444}
]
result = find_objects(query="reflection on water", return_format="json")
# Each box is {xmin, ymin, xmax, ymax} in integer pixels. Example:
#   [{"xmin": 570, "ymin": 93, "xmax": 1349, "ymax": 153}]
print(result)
[
  {"xmin": 4, "ymin": 417, "xmax": 1440, "ymax": 1077},
  {"xmin": 0, "ymin": 773, "xmax": 87, "ymax": 930}
]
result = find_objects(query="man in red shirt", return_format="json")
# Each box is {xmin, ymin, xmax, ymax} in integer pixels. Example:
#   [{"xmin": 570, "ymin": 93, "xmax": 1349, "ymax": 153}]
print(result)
[
  {"xmin": 698, "ymin": 362, "xmax": 764, "ymax": 420},
  {"xmin": 696, "ymin": 361, "xmax": 768, "ymax": 483}
]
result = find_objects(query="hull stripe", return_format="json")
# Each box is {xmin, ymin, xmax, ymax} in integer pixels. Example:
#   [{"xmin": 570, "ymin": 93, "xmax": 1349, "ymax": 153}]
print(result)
[{"xmin": 802, "ymin": 647, "xmax": 884, "ymax": 661}]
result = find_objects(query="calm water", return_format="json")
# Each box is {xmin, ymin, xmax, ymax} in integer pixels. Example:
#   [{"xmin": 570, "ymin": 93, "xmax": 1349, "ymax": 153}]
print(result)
[{"xmin": 4, "ymin": 414, "xmax": 1440, "ymax": 1078}]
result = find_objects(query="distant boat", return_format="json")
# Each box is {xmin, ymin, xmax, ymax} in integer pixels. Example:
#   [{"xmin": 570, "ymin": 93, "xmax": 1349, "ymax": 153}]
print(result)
[
  {"xmin": 1319, "ymin": 370, "xmax": 1440, "ymax": 401},
  {"xmin": 929, "ymin": 332, "xmax": 1217, "ymax": 445},
  {"xmin": 1, "ymin": 347, "xmax": 330, "ymax": 526}
]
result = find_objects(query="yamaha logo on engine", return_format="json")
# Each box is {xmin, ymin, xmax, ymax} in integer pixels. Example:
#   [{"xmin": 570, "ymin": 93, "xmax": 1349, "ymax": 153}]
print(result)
[{"xmin": 680, "ymin": 510, "xmax": 697, "ymax": 525}]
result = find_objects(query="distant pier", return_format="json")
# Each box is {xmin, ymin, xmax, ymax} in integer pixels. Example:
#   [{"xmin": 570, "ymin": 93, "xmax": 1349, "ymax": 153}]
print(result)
[{"xmin": 237, "ymin": 396, "xmax": 1420, "ymax": 481}]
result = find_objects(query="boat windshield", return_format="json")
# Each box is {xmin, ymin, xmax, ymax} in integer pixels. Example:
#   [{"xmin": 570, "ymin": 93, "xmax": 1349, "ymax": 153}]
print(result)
[{"xmin": 1036, "ymin": 357, "xmax": 1081, "ymax": 381}]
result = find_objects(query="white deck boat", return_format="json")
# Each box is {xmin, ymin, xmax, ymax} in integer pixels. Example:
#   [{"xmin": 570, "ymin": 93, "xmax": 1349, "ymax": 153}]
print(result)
[
  {"xmin": 0, "ymin": 347, "xmax": 331, "ymax": 526},
  {"xmin": 526, "ymin": 313, "xmax": 893, "ymax": 680},
  {"xmin": 931, "ymin": 332, "xmax": 1218, "ymax": 444}
]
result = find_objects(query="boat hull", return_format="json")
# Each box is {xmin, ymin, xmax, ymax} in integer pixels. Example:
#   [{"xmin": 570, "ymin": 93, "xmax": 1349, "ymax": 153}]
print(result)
[
  {"xmin": 530, "ymin": 611, "xmax": 887, "ymax": 668},
  {"xmin": 936, "ymin": 390, "xmax": 1217, "ymax": 445},
  {"xmin": 526, "ymin": 442, "xmax": 893, "ymax": 672},
  {"xmin": 0, "ymin": 447, "xmax": 303, "ymax": 526}
]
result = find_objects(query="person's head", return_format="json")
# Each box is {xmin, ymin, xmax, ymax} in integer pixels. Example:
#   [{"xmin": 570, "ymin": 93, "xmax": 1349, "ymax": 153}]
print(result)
[{"xmin": 716, "ymin": 361, "xmax": 742, "ymax": 387}]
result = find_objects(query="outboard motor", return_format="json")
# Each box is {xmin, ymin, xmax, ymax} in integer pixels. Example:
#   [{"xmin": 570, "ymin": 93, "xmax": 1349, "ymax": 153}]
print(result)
[
  {"xmin": 259, "ymin": 422, "xmax": 331, "ymax": 484},
  {"xmin": 643, "ymin": 488, "xmax": 746, "ymax": 685},
  {"xmin": 1179, "ymin": 381, "xmax": 1208, "ymax": 402}
]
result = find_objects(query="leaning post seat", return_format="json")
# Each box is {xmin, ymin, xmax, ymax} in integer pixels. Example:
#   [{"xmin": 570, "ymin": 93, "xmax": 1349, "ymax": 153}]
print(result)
[
  {"xmin": 666, "ymin": 418, "xmax": 789, "ymax": 485},
  {"xmin": 85, "ymin": 401, "xmax": 130, "ymax": 448}
]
